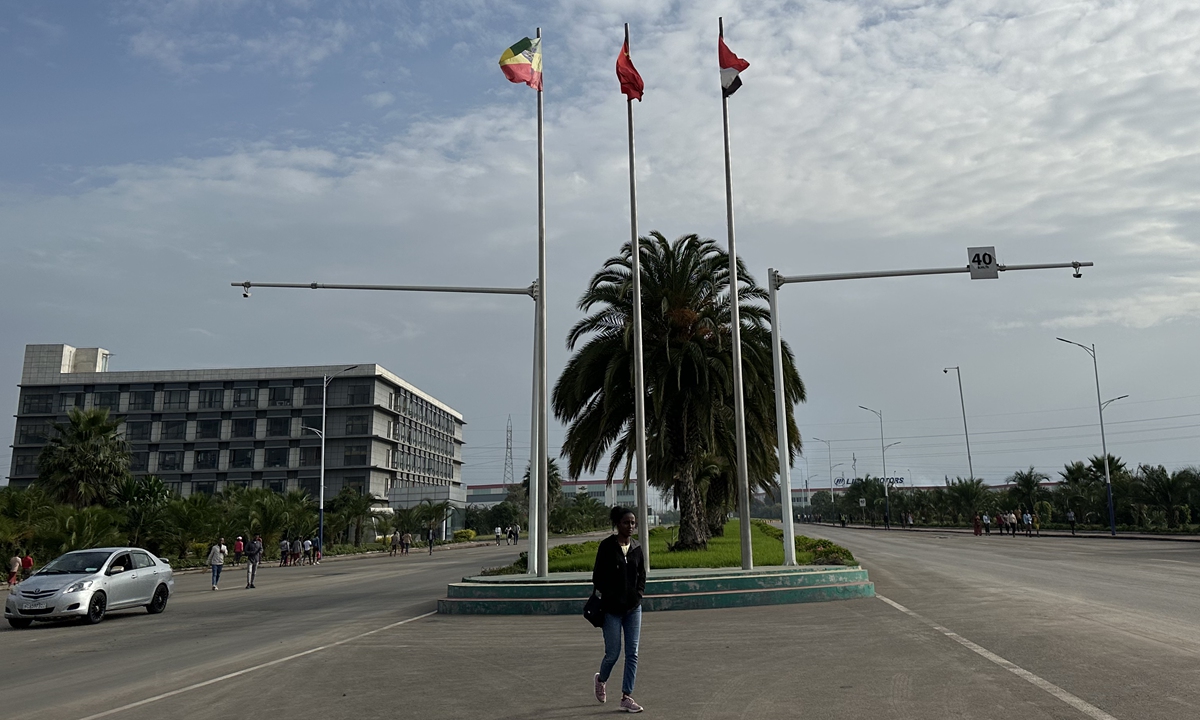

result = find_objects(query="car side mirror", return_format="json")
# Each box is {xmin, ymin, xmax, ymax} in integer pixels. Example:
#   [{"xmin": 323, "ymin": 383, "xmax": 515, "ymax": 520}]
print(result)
[{"xmin": 108, "ymin": 565, "xmax": 125, "ymax": 575}]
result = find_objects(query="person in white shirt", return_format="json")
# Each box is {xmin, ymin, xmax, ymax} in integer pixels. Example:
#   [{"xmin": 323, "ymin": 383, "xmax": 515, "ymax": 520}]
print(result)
[{"xmin": 207, "ymin": 538, "xmax": 228, "ymax": 590}]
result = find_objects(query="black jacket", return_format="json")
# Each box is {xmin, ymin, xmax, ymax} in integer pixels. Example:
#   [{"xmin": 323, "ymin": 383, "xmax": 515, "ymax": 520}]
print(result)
[{"xmin": 591, "ymin": 535, "xmax": 647, "ymax": 614}]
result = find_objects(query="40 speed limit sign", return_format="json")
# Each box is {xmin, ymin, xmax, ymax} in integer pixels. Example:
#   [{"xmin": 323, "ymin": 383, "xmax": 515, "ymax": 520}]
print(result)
[{"xmin": 968, "ymin": 246, "xmax": 999, "ymax": 279}]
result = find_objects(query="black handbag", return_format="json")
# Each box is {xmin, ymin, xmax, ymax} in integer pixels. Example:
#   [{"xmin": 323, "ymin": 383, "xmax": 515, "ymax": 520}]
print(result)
[{"xmin": 583, "ymin": 592, "xmax": 605, "ymax": 628}]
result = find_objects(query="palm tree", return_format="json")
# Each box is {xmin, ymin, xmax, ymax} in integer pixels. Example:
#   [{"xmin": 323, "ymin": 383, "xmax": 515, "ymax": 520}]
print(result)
[
  {"xmin": 110, "ymin": 475, "xmax": 171, "ymax": 550},
  {"xmin": 553, "ymin": 233, "xmax": 805, "ymax": 549},
  {"xmin": 1136, "ymin": 465, "xmax": 1193, "ymax": 528},
  {"xmin": 1007, "ymin": 467, "xmax": 1049, "ymax": 514},
  {"xmin": 36, "ymin": 408, "xmax": 131, "ymax": 508},
  {"xmin": 945, "ymin": 478, "xmax": 990, "ymax": 523},
  {"xmin": 522, "ymin": 457, "xmax": 564, "ymax": 511}
]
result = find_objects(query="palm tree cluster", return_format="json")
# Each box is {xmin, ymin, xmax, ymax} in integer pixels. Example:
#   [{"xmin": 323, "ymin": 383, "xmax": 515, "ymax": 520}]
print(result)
[
  {"xmin": 807, "ymin": 456, "xmax": 1200, "ymax": 531},
  {"xmin": 553, "ymin": 233, "xmax": 805, "ymax": 550}
]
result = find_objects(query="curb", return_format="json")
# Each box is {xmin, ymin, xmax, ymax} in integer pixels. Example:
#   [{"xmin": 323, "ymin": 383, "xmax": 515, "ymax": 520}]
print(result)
[{"xmin": 809, "ymin": 522, "xmax": 1200, "ymax": 543}]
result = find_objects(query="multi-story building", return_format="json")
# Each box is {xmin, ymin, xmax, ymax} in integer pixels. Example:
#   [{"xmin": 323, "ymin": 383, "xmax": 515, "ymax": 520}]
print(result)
[{"xmin": 8, "ymin": 344, "xmax": 465, "ymax": 514}]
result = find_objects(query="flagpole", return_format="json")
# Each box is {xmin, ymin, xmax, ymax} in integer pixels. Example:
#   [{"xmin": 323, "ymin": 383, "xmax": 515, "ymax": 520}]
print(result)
[
  {"xmin": 526, "ymin": 284, "xmax": 540, "ymax": 575},
  {"xmin": 720, "ymin": 16, "xmax": 753, "ymax": 571},
  {"xmin": 625, "ymin": 22, "xmax": 651, "ymax": 570},
  {"xmin": 535, "ymin": 26, "xmax": 550, "ymax": 579}
]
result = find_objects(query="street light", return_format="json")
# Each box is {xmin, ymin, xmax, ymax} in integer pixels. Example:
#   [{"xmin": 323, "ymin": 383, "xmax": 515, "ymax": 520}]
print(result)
[
  {"xmin": 301, "ymin": 364, "xmax": 358, "ymax": 559},
  {"xmin": 859, "ymin": 406, "xmax": 893, "ymax": 528},
  {"xmin": 812, "ymin": 437, "xmax": 834, "ymax": 524},
  {"xmin": 943, "ymin": 366, "xmax": 974, "ymax": 481},
  {"xmin": 1057, "ymin": 337, "xmax": 1119, "ymax": 536}
]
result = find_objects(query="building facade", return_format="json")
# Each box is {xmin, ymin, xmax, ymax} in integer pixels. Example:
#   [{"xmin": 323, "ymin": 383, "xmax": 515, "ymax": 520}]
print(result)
[{"xmin": 9, "ymin": 344, "xmax": 465, "ymax": 512}]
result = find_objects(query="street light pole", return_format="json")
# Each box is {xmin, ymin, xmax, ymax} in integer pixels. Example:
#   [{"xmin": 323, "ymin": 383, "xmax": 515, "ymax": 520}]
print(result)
[
  {"xmin": 812, "ymin": 437, "xmax": 833, "ymax": 524},
  {"xmin": 1057, "ymin": 338, "xmax": 1118, "ymax": 536},
  {"xmin": 859, "ymin": 406, "xmax": 890, "ymax": 528},
  {"xmin": 943, "ymin": 366, "xmax": 973, "ymax": 481},
  {"xmin": 301, "ymin": 365, "xmax": 358, "ymax": 559}
]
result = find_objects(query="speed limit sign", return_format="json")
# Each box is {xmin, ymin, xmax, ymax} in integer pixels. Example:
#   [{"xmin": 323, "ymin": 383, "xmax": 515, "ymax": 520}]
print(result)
[{"xmin": 968, "ymin": 246, "xmax": 999, "ymax": 279}]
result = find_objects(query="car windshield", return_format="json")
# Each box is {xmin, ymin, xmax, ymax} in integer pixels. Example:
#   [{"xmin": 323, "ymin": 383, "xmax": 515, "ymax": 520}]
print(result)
[{"xmin": 36, "ymin": 551, "xmax": 115, "ymax": 575}]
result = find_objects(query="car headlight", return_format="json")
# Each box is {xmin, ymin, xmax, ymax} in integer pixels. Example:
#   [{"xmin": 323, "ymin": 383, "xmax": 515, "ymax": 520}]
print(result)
[{"xmin": 64, "ymin": 580, "xmax": 95, "ymax": 594}]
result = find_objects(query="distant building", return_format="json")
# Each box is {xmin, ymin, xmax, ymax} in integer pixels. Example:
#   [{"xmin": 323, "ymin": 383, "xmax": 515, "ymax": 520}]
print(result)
[
  {"xmin": 466, "ymin": 479, "xmax": 640, "ymax": 509},
  {"xmin": 9, "ymin": 344, "xmax": 465, "ymax": 517}
]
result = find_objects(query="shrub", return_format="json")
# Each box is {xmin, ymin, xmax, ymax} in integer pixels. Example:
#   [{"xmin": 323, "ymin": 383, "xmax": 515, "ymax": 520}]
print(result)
[
  {"xmin": 190, "ymin": 542, "xmax": 209, "ymax": 560},
  {"xmin": 453, "ymin": 529, "xmax": 477, "ymax": 543}
]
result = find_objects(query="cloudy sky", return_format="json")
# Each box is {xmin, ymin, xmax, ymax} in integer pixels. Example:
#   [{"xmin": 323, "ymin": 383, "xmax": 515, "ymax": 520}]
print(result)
[{"xmin": 3, "ymin": 0, "xmax": 1199, "ymax": 492}]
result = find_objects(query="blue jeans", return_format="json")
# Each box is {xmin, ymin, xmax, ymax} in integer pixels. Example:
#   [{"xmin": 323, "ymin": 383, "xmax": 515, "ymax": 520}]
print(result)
[
  {"xmin": 211, "ymin": 564, "xmax": 222, "ymax": 586},
  {"xmin": 599, "ymin": 606, "xmax": 641, "ymax": 696}
]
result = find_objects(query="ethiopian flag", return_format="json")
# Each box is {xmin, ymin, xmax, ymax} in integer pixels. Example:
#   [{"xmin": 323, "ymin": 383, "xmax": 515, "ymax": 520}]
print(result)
[{"xmin": 499, "ymin": 37, "xmax": 543, "ymax": 90}]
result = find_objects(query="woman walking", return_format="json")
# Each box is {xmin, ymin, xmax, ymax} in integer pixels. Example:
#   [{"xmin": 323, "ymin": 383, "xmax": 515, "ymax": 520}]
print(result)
[{"xmin": 591, "ymin": 506, "xmax": 647, "ymax": 713}]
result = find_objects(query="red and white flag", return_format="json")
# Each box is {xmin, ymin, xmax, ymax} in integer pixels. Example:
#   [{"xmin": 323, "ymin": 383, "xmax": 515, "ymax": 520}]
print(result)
[
  {"xmin": 718, "ymin": 36, "xmax": 749, "ymax": 96},
  {"xmin": 617, "ymin": 39, "xmax": 644, "ymax": 101}
]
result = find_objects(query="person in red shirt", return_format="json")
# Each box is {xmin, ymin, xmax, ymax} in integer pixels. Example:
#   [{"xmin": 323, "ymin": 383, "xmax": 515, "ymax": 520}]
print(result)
[
  {"xmin": 21, "ymin": 552, "xmax": 34, "ymax": 580},
  {"xmin": 233, "ymin": 537, "xmax": 245, "ymax": 566}
]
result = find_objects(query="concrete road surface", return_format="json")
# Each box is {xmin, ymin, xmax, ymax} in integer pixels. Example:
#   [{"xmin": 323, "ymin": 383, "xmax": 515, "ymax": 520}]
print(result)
[{"xmin": 2, "ymin": 529, "xmax": 1197, "ymax": 719}]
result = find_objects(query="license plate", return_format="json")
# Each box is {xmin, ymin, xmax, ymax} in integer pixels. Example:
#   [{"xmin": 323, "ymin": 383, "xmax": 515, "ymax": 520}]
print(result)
[{"xmin": 21, "ymin": 603, "xmax": 46, "ymax": 611}]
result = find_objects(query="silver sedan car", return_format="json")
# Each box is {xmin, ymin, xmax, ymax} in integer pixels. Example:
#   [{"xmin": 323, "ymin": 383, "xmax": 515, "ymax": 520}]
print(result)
[{"xmin": 5, "ymin": 547, "xmax": 174, "ymax": 628}]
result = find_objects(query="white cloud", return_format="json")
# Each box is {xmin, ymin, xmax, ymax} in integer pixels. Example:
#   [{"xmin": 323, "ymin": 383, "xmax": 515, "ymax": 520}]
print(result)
[{"xmin": 363, "ymin": 90, "xmax": 395, "ymax": 108}]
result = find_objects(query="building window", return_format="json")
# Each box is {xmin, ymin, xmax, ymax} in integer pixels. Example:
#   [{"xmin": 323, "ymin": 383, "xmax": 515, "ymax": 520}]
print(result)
[
  {"xmin": 193, "ymin": 481, "xmax": 215, "ymax": 496},
  {"xmin": 21, "ymin": 393, "xmax": 54, "ymax": 414},
  {"xmin": 162, "ymin": 420, "xmax": 187, "ymax": 441},
  {"xmin": 196, "ymin": 419, "xmax": 220, "ymax": 440},
  {"xmin": 345, "ymin": 415, "xmax": 369, "ymax": 435},
  {"xmin": 232, "ymin": 418, "xmax": 256, "ymax": 438},
  {"xmin": 268, "ymin": 387, "xmax": 292, "ymax": 407},
  {"xmin": 267, "ymin": 417, "xmax": 291, "ymax": 437},
  {"xmin": 130, "ymin": 452, "xmax": 149, "ymax": 472},
  {"xmin": 265, "ymin": 448, "xmax": 289, "ymax": 468},
  {"xmin": 59, "ymin": 393, "xmax": 85, "ymax": 412},
  {"xmin": 268, "ymin": 480, "xmax": 286, "ymax": 494},
  {"xmin": 232, "ymin": 388, "xmax": 258, "ymax": 408},
  {"xmin": 301, "ymin": 416, "xmax": 322, "ymax": 433},
  {"xmin": 230, "ymin": 449, "xmax": 254, "ymax": 469},
  {"xmin": 344, "ymin": 476, "xmax": 365, "ymax": 494},
  {"xmin": 344, "ymin": 445, "xmax": 368, "ymax": 466},
  {"xmin": 299, "ymin": 477, "xmax": 319, "ymax": 496},
  {"xmin": 299, "ymin": 447, "xmax": 322, "ymax": 467},
  {"xmin": 128, "ymin": 391, "xmax": 154, "ymax": 411},
  {"xmin": 158, "ymin": 451, "xmax": 183, "ymax": 472},
  {"xmin": 346, "ymin": 384, "xmax": 371, "ymax": 405},
  {"xmin": 16, "ymin": 421, "xmax": 52, "ymax": 445},
  {"xmin": 163, "ymin": 389, "xmax": 189, "ymax": 411},
  {"xmin": 194, "ymin": 449, "xmax": 218, "ymax": 470},
  {"xmin": 125, "ymin": 421, "xmax": 152, "ymax": 442},
  {"xmin": 303, "ymin": 386, "xmax": 324, "ymax": 406},
  {"xmin": 13, "ymin": 452, "xmax": 38, "ymax": 475},
  {"xmin": 94, "ymin": 392, "xmax": 120, "ymax": 411},
  {"xmin": 198, "ymin": 389, "xmax": 223, "ymax": 409}
]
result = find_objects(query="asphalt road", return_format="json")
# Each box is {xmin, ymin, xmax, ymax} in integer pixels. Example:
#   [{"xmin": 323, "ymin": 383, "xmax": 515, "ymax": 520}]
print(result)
[{"xmin": 3, "ymin": 528, "xmax": 1197, "ymax": 719}]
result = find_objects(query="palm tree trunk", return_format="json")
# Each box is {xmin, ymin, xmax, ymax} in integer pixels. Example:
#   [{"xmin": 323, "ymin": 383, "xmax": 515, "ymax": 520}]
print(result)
[{"xmin": 675, "ymin": 464, "xmax": 709, "ymax": 550}]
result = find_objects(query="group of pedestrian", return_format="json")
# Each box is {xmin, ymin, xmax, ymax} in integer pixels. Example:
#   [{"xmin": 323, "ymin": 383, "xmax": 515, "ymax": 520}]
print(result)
[
  {"xmin": 7, "ymin": 550, "xmax": 34, "ymax": 586},
  {"xmin": 204, "ymin": 534, "xmax": 280, "ymax": 590},
  {"xmin": 494, "ymin": 525, "xmax": 521, "ymax": 545},
  {"xmin": 389, "ymin": 530, "xmax": 414, "ymax": 556},
  {"xmin": 975, "ymin": 510, "xmax": 1041, "ymax": 537},
  {"xmin": 277, "ymin": 536, "xmax": 320, "ymax": 566}
]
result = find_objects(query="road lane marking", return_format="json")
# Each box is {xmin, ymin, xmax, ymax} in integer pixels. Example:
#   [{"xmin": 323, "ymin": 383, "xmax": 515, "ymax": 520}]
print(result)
[
  {"xmin": 74, "ymin": 610, "xmax": 437, "ymax": 720},
  {"xmin": 876, "ymin": 594, "xmax": 1118, "ymax": 720}
]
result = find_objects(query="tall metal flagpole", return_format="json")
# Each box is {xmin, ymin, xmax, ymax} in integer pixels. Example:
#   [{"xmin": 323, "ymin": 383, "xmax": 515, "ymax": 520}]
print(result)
[
  {"xmin": 535, "ymin": 27, "xmax": 550, "ymax": 578},
  {"xmin": 719, "ymin": 17, "xmax": 753, "ymax": 570},
  {"xmin": 526, "ymin": 292, "xmax": 541, "ymax": 575},
  {"xmin": 625, "ymin": 23, "xmax": 651, "ymax": 569}
]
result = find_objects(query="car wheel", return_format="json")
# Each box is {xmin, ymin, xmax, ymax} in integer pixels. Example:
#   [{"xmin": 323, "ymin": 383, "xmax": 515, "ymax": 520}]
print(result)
[
  {"xmin": 146, "ymin": 585, "xmax": 169, "ymax": 614},
  {"xmin": 7, "ymin": 618, "xmax": 33, "ymax": 629},
  {"xmin": 82, "ymin": 592, "xmax": 107, "ymax": 625}
]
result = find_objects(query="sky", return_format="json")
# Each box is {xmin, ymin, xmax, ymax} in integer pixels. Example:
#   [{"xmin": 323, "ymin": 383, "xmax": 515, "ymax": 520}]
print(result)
[{"xmin": 3, "ymin": 0, "xmax": 1200, "ymax": 493}]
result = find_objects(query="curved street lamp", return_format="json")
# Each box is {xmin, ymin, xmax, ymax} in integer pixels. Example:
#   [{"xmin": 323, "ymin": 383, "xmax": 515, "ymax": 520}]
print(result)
[
  {"xmin": 301, "ymin": 364, "xmax": 358, "ymax": 557},
  {"xmin": 1057, "ymin": 337, "xmax": 1120, "ymax": 536}
]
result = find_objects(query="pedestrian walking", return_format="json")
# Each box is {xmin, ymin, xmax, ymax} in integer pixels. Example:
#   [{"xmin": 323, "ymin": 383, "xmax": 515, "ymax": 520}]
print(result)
[
  {"xmin": 402, "ymin": 531, "xmax": 412, "ymax": 555},
  {"xmin": 1032, "ymin": 513, "xmax": 1041, "ymax": 537},
  {"xmin": 303, "ymin": 537, "xmax": 313, "ymax": 564},
  {"xmin": 1022, "ymin": 511, "xmax": 1033, "ymax": 537},
  {"xmin": 982, "ymin": 513, "xmax": 991, "ymax": 535},
  {"xmin": 233, "ymin": 536, "xmax": 244, "ymax": 566},
  {"xmin": 907, "ymin": 512, "xmax": 914, "ymax": 529},
  {"xmin": 1008, "ymin": 511, "xmax": 1018, "ymax": 537},
  {"xmin": 246, "ymin": 535, "xmax": 263, "ymax": 588},
  {"xmin": 8, "ymin": 550, "xmax": 22, "ymax": 586},
  {"xmin": 21, "ymin": 551, "xmax": 33, "ymax": 580},
  {"xmin": 495, "ymin": 526, "xmax": 503, "ymax": 546},
  {"xmin": 390, "ymin": 531, "xmax": 401, "ymax": 557},
  {"xmin": 1067, "ymin": 509, "xmax": 1076, "ymax": 536},
  {"xmin": 427, "ymin": 526, "xmax": 436, "ymax": 555},
  {"xmin": 312, "ymin": 535, "xmax": 322, "ymax": 564},
  {"xmin": 591, "ymin": 506, "xmax": 647, "ymax": 713},
  {"xmin": 505, "ymin": 525, "xmax": 513, "ymax": 545},
  {"xmin": 972, "ymin": 514, "xmax": 982, "ymax": 536},
  {"xmin": 207, "ymin": 537, "xmax": 227, "ymax": 590},
  {"xmin": 279, "ymin": 537, "xmax": 291, "ymax": 567},
  {"xmin": 291, "ymin": 537, "xmax": 303, "ymax": 566},
  {"xmin": 512, "ymin": 524, "xmax": 520, "ymax": 545}
]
